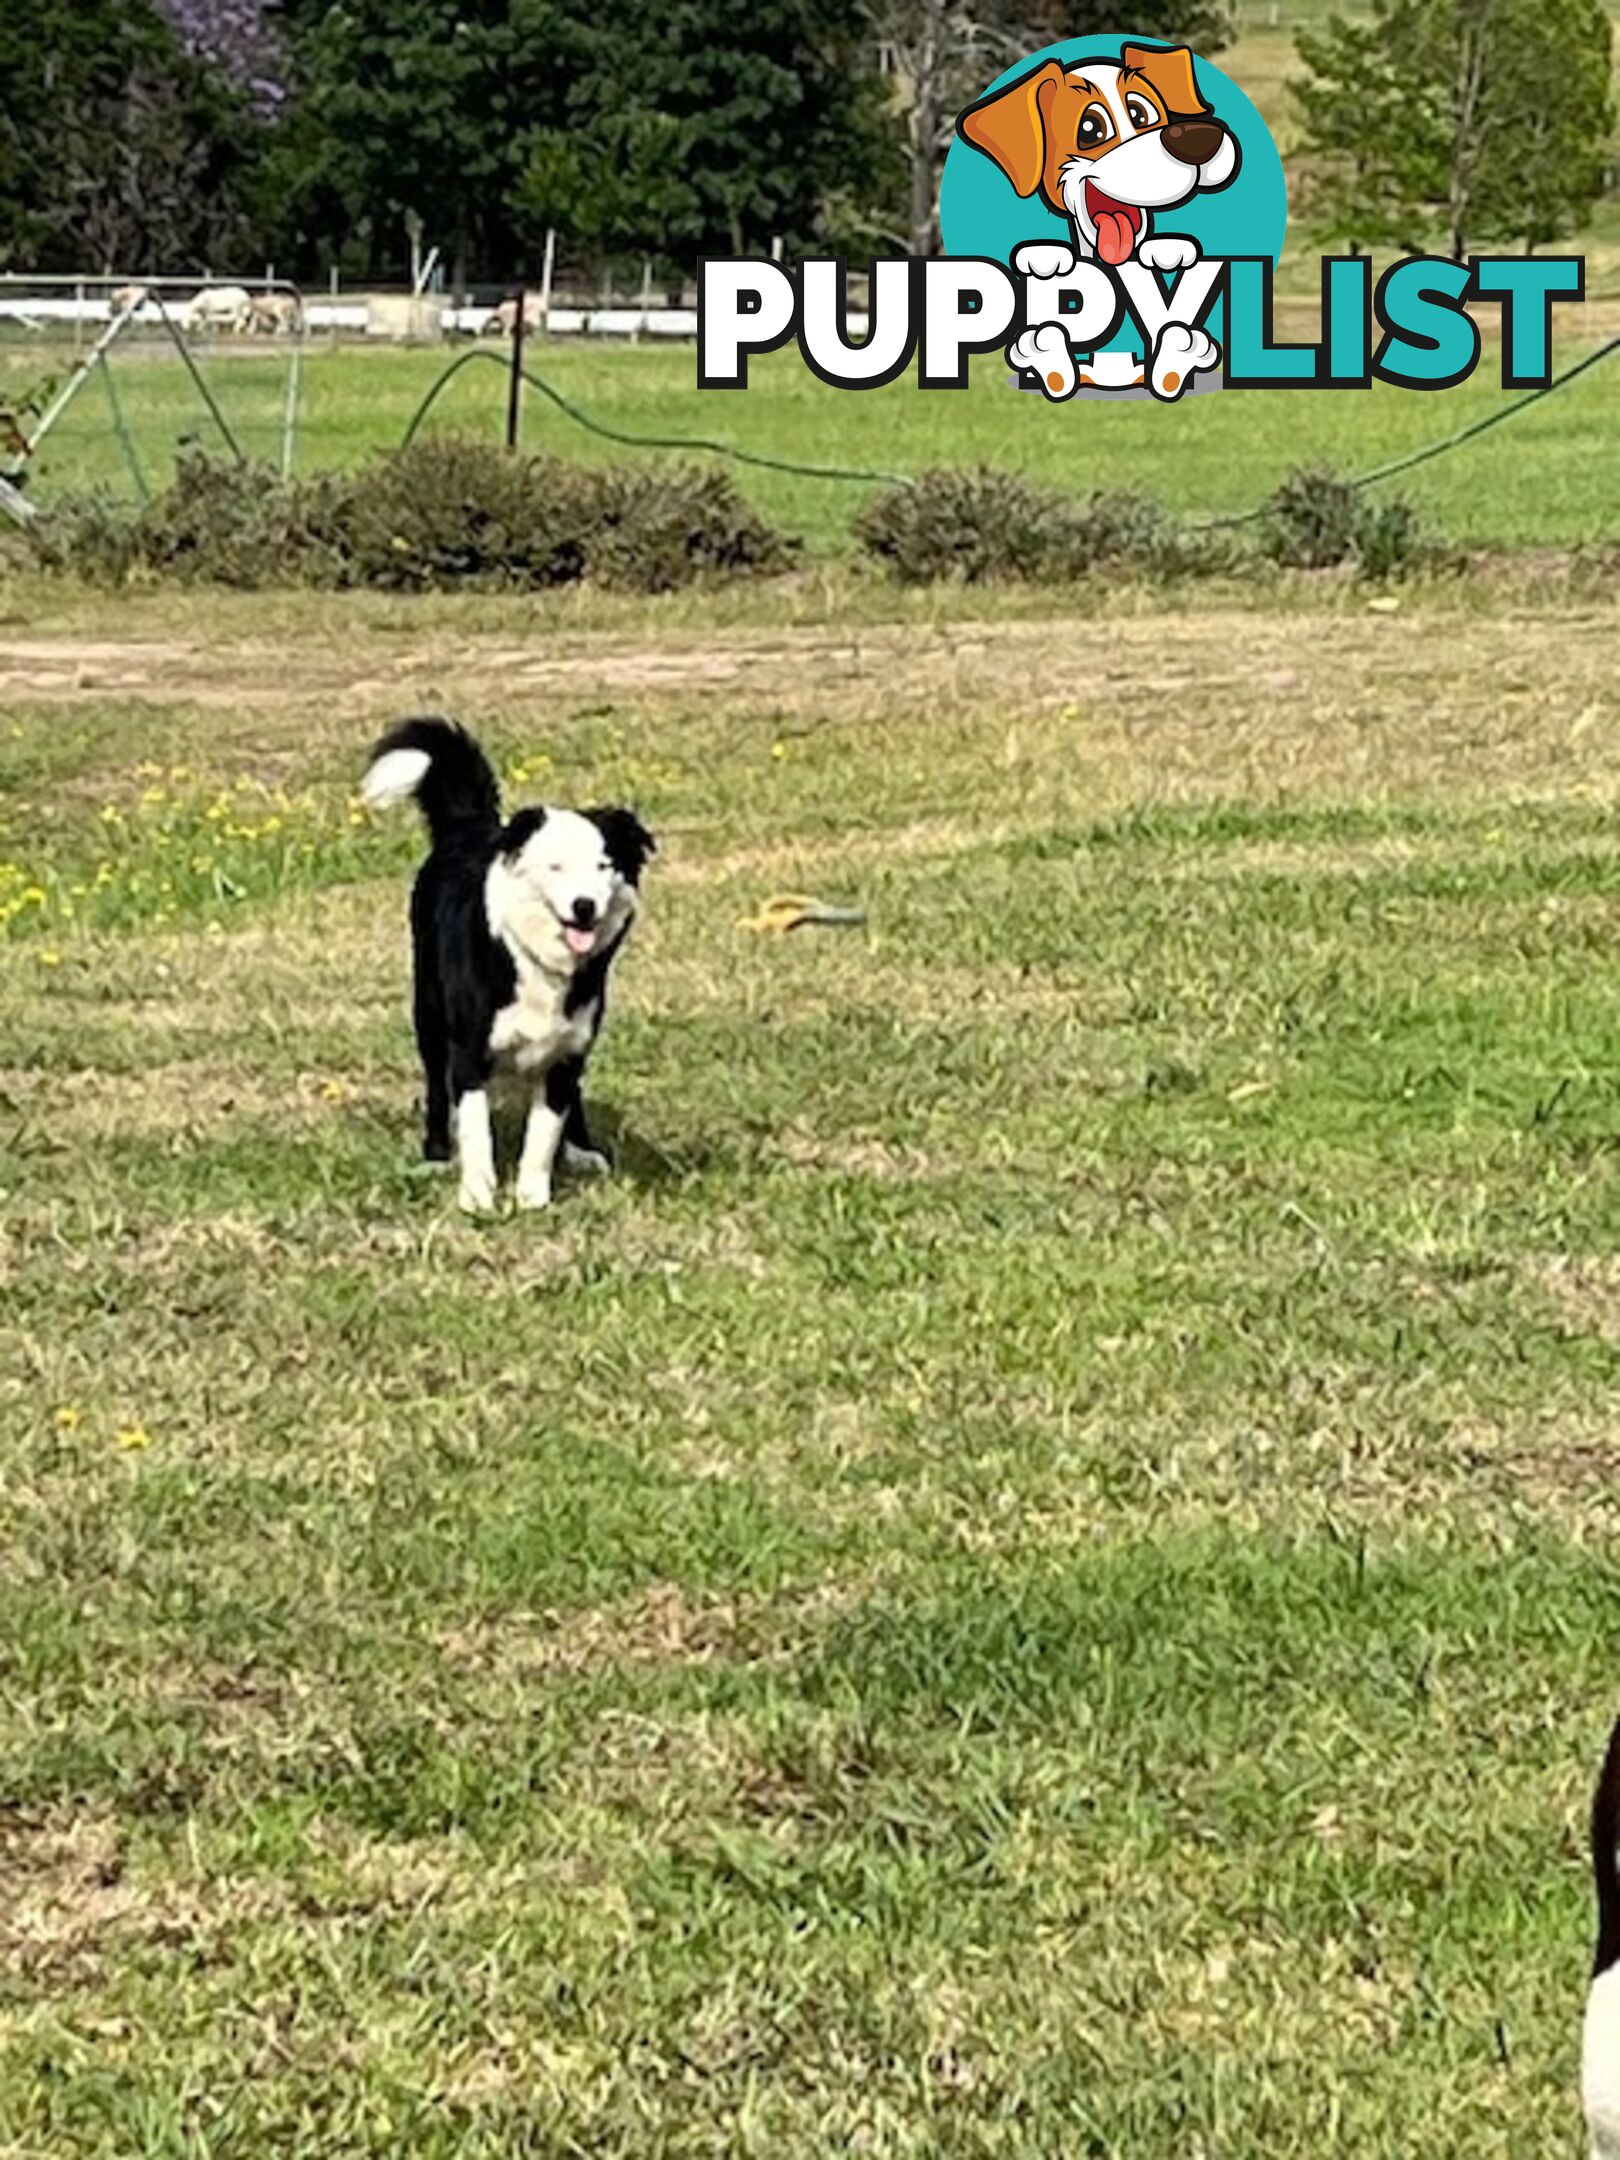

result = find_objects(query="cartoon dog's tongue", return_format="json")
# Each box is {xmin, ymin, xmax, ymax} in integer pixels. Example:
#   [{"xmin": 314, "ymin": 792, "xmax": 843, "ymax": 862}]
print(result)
[
  {"xmin": 1095, "ymin": 210, "xmax": 1136, "ymax": 265},
  {"xmin": 1085, "ymin": 184, "xmax": 1140, "ymax": 266}
]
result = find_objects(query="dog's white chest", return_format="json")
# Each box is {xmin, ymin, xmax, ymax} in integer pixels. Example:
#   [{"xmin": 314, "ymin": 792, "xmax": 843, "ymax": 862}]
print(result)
[
  {"xmin": 1587, "ymin": 1967, "xmax": 1620, "ymax": 2157},
  {"xmin": 489, "ymin": 973, "xmax": 595, "ymax": 1074}
]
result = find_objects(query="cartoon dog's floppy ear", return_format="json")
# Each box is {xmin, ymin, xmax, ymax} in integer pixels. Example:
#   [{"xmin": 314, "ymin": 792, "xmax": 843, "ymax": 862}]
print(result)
[
  {"xmin": 958, "ymin": 60, "xmax": 1066, "ymax": 198},
  {"xmin": 1121, "ymin": 43, "xmax": 1210, "ymax": 119},
  {"xmin": 589, "ymin": 807, "xmax": 656, "ymax": 883}
]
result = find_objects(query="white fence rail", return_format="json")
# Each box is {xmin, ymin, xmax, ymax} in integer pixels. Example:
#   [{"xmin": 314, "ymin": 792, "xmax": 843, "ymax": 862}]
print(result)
[{"xmin": 0, "ymin": 292, "xmax": 726, "ymax": 342}]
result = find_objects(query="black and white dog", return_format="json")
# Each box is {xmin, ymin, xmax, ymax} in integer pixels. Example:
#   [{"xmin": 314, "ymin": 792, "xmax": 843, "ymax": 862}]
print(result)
[
  {"xmin": 1588, "ymin": 1718, "xmax": 1620, "ymax": 2159},
  {"xmin": 362, "ymin": 717, "xmax": 654, "ymax": 1213}
]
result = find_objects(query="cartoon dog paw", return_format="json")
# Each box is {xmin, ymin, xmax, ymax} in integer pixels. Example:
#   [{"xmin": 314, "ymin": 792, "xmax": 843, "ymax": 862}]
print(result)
[
  {"xmin": 1137, "ymin": 235, "xmax": 1201, "ymax": 275},
  {"xmin": 1008, "ymin": 322, "xmax": 1075, "ymax": 400},
  {"xmin": 1150, "ymin": 322, "xmax": 1218, "ymax": 401},
  {"xmin": 1012, "ymin": 241, "xmax": 1077, "ymax": 281}
]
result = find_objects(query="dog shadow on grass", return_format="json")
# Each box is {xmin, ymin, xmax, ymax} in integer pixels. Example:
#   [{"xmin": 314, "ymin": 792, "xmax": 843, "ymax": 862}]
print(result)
[{"xmin": 585, "ymin": 1103, "xmax": 711, "ymax": 1190}]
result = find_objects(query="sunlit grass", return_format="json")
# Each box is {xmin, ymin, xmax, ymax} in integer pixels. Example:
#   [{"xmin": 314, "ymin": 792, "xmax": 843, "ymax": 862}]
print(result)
[{"xmin": 2, "ymin": 582, "xmax": 1618, "ymax": 2155}]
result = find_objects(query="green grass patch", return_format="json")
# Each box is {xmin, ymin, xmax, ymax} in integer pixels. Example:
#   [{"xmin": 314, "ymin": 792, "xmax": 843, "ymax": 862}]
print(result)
[
  {"xmin": 5, "ymin": 328, "xmax": 1619, "ymax": 560},
  {"xmin": 2, "ymin": 587, "xmax": 1619, "ymax": 2152}
]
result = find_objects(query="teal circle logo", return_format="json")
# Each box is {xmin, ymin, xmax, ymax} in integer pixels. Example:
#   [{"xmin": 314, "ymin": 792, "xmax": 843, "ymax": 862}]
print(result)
[{"xmin": 940, "ymin": 38, "xmax": 1287, "ymax": 386}]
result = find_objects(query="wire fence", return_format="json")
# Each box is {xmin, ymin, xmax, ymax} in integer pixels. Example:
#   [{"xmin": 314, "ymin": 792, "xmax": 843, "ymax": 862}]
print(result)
[
  {"xmin": 4, "ymin": 266, "xmax": 1618, "ymax": 541},
  {"xmin": 0, "ymin": 277, "xmax": 306, "ymax": 513}
]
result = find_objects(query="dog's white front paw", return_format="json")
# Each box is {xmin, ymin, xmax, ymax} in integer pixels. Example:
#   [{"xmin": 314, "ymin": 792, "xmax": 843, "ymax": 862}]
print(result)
[
  {"xmin": 562, "ymin": 1142, "xmax": 612, "ymax": 1178},
  {"xmin": 1012, "ymin": 241, "xmax": 1076, "ymax": 281},
  {"xmin": 514, "ymin": 1176, "xmax": 553, "ymax": 1212},
  {"xmin": 1008, "ymin": 322, "xmax": 1075, "ymax": 399},
  {"xmin": 458, "ymin": 1176, "xmax": 498, "ymax": 1215},
  {"xmin": 1137, "ymin": 235, "xmax": 1199, "ymax": 274},
  {"xmin": 1151, "ymin": 322, "xmax": 1218, "ymax": 400}
]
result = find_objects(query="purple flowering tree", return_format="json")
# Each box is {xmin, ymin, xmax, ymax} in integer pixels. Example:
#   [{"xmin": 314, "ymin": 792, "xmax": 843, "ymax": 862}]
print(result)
[
  {"xmin": 0, "ymin": 0, "xmax": 283, "ymax": 274},
  {"xmin": 153, "ymin": 0, "xmax": 288, "ymax": 115}
]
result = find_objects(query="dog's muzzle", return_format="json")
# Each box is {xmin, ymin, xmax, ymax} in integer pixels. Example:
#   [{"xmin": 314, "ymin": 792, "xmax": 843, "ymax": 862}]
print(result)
[{"xmin": 1162, "ymin": 119, "xmax": 1225, "ymax": 168}]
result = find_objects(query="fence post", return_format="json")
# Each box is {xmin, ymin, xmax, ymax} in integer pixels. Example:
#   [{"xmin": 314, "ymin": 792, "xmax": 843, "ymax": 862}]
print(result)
[
  {"xmin": 540, "ymin": 228, "xmax": 556, "ymax": 337},
  {"xmin": 506, "ymin": 288, "xmax": 526, "ymax": 450}
]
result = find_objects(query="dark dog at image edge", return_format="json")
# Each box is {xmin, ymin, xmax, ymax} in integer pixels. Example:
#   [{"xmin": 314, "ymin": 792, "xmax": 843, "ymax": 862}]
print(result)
[
  {"xmin": 362, "ymin": 718, "xmax": 654, "ymax": 1213},
  {"xmin": 1588, "ymin": 1718, "xmax": 1620, "ymax": 2158}
]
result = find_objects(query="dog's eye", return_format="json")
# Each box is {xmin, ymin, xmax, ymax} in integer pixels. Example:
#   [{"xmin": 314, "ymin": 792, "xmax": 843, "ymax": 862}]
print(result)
[
  {"xmin": 1075, "ymin": 102, "xmax": 1113, "ymax": 149},
  {"xmin": 1125, "ymin": 94, "xmax": 1158, "ymax": 130},
  {"xmin": 598, "ymin": 859, "xmax": 612, "ymax": 874}
]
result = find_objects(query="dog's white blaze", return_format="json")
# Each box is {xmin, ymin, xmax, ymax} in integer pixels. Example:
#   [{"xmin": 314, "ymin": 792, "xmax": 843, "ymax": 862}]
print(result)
[
  {"xmin": 455, "ymin": 1088, "xmax": 496, "ymax": 1213},
  {"xmin": 361, "ymin": 746, "xmax": 432, "ymax": 807},
  {"xmin": 1587, "ymin": 1966, "xmax": 1620, "ymax": 2158},
  {"xmin": 486, "ymin": 814, "xmax": 636, "ymax": 981}
]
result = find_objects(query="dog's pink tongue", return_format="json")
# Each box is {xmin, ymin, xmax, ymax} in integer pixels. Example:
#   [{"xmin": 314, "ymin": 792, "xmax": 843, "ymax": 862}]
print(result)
[
  {"xmin": 1094, "ymin": 208, "xmax": 1136, "ymax": 266},
  {"xmin": 564, "ymin": 925, "xmax": 595, "ymax": 957}
]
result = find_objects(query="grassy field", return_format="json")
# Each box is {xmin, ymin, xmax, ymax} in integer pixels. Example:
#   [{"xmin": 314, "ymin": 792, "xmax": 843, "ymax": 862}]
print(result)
[
  {"xmin": 4, "ymin": 328, "xmax": 1620, "ymax": 560},
  {"xmin": 2, "ymin": 572, "xmax": 1619, "ymax": 2154}
]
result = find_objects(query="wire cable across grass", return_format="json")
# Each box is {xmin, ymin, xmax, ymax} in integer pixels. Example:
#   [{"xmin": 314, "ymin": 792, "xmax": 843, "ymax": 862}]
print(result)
[
  {"xmin": 1192, "ymin": 332, "xmax": 1620, "ymax": 529},
  {"xmin": 399, "ymin": 346, "xmax": 912, "ymax": 487},
  {"xmin": 399, "ymin": 331, "xmax": 1620, "ymax": 534}
]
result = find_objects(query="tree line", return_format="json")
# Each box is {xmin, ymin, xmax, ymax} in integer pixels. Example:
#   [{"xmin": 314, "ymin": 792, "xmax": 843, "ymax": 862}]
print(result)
[{"xmin": 0, "ymin": 0, "xmax": 1610, "ymax": 288}]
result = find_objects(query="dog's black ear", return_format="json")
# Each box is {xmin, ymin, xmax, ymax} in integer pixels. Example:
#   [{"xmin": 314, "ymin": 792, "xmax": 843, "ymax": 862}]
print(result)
[
  {"xmin": 590, "ymin": 807, "xmax": 656, "ymax": 883},
  {"xmin": 501, "ymin": 805, "xmax": 548, "ymax": 853}
]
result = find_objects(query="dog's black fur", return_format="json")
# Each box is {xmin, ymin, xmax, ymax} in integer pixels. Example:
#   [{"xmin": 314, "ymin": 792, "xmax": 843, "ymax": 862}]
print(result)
[
  {"xmin": 1595, "ymin": 1716, "xmax": 1620, "ymax": 1978},
  {"xmin": 367, "ymin": 716, "xmax": 653, "ymax": 1178}
]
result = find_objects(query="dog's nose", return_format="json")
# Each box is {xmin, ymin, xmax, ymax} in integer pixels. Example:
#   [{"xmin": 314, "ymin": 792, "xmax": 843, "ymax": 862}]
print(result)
[
  {"xmin": 1162, "ymin": 119, "xmax": 1225, "ymax": 167},
  {"xmin": 570, "ymin": 897, "xmax": 597, "ymax": 929}
]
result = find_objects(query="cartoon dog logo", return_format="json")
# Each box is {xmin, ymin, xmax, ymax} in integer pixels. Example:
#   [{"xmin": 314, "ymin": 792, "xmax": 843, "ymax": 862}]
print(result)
[{"xmin": 958, "ymin": 43, "xmax": 1240, "ymax": 399}]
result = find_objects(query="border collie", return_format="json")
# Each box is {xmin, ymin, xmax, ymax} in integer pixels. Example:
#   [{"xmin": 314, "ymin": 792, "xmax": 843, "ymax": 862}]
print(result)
[
  {"xmin": 1586, "ymin": 1717, "xmax": 1620, "ymax": 2158},
  {"xmin": 362, "ymin": 717, "xmax": 654, "ymax": 1213}
]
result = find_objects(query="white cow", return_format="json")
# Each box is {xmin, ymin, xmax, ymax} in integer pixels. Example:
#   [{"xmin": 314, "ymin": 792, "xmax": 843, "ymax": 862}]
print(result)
[{"xmin": 188, "ymin": 284, "xmax": 253, "ymax": 334}]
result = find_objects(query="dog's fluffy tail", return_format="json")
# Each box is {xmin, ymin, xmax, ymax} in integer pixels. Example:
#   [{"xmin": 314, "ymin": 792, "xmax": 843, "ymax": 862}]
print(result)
[
  {"xmin": 1594, "ymin": 1716, "xmax": 1620, "ymax": 1976},
  {"xmin": 362, "ymin": 717, "xmax": 501, "ymax": 844}
]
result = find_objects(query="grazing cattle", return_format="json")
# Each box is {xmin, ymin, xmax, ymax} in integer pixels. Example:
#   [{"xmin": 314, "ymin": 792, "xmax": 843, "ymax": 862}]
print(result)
[
  {"xmin": 486, "ymin": 293, "xmax": 546, "ymax": 338},
  {"xmin": 246, "ymin": 292, "xmax": 302, "ymax": 336},
  {"xmin": 188, "ymin": 284, "xmax": 253, "ymax": 334}
]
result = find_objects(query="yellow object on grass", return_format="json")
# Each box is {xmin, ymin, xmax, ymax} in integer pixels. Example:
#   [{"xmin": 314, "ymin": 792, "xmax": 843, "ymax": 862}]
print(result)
[{"xmin": 739, "ymin": 893, "xmax": 868, "ymax": 935}]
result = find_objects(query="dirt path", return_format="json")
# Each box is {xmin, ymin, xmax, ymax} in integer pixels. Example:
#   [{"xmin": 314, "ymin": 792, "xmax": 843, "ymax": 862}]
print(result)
[{"xmin": 3, "ymin": 600, "xmax": 1617, "ymax": 723}]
